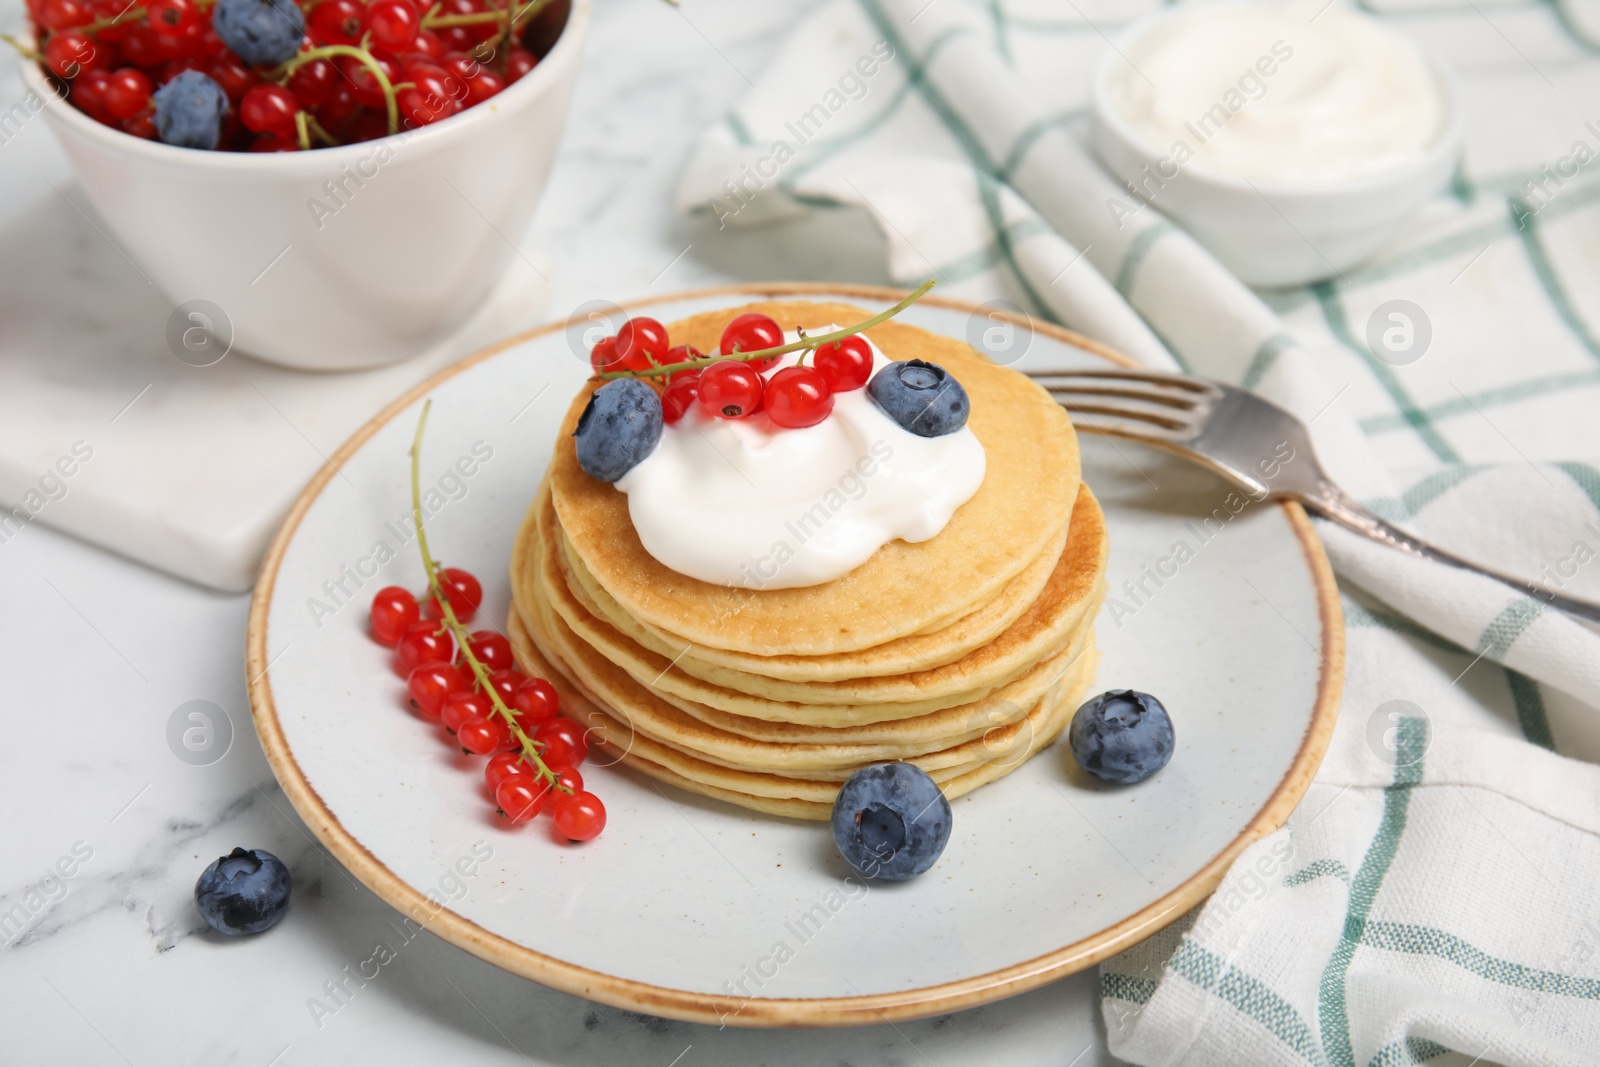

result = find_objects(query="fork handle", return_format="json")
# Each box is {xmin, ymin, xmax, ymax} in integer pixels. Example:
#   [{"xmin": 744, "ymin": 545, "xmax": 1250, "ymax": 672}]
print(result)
[{"xmin": 1303, "ymin": 484, "xmax": 1600, "ymax": 627}]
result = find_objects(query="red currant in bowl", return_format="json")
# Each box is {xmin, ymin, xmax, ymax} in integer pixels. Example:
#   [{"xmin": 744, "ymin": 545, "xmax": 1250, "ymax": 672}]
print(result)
[{"xmin": 697, "ymin": 360, "xmax": 764, "ymax": 420}]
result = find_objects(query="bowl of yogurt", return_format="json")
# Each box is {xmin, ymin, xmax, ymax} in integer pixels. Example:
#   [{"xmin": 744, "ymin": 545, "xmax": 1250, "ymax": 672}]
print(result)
[{"xmin": 1090, "ymin": 1, "xmax": 1462, "ymax": 286}]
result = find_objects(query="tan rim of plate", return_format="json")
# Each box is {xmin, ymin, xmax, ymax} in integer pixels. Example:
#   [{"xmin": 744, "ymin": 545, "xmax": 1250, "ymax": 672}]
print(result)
[{"xmin": 246, "ymin": 282, "xmax": 1345, "ymax": 1028}]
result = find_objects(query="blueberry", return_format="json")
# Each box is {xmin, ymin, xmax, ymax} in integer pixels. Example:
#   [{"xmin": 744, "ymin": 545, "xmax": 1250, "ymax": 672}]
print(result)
[
  {"xmin": 212, "ymin": 0, "xmax": 305, "ymax": 66},
  {"xmin": 830, "ymin": 763, "xmax": 952, "ymax": 881},
  {"xmin": 151, "ymin": 72, "xmax": 229, "ymax": 151},
  {"xmin": 573, "ymin": 379, "xmax": 663, "ymax": 482},
  {"xmin": 866, "ymin": 359, "xmax": 970, "ymax": 437},
  {"xmin": 195, "ymin": 847, "xmax": 291, "ymax": 936},
  {"xmin": 1068, "ymin": 690, "xmax": 1174, "ymax": 784}
]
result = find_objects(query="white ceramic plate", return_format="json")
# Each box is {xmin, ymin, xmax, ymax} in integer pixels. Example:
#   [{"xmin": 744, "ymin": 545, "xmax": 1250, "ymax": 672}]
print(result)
[{"xmin": 248, "ymin": 285, "xmax": 1341, "ymax": 1027}]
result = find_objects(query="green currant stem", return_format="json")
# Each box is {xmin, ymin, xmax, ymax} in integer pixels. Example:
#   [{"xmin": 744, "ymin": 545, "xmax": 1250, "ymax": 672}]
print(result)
[
  {"xmin": 409, "ymin": 400, "xmax": 563, "ymax": 792},
  {"xmin": 423, "ymin": 0, "xmax": 551, "ymax": 31},
  {"xmin": 281, "ymin": 44, "xmax": 400, "ymax": 135},
  {"xmin": 294, "ymin": 110, "xmax": 311, "ymax": 151},
  {"xmin": 74, "ymin": 5, "xmax": 146, "ymax": 34},
  {"xmin": 1, "ymin": 33, "xmax": 43, "ymax": 62},
  {"xmin": 304, "ymin": 111, "xmax": 340, "ymax": 146},
  {"xmin": 596, "ymin": 279, "xmax": 937, "ymax": 382}
]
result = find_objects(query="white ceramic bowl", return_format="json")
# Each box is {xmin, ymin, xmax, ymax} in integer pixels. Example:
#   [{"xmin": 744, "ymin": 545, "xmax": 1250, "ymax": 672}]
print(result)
[
  {"xmin": 21, "ymin": 2, "xmax": 587, "ymax": 370},
  {"xmin": 1089, "ymin": 8, "xmax": 1462, "ymax": 288}
]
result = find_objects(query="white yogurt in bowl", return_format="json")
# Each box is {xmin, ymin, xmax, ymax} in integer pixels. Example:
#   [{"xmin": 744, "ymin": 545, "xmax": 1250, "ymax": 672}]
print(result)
[{"xmin": 1090, "ymin": 2, "xmax": 1462, "ymax": 285}]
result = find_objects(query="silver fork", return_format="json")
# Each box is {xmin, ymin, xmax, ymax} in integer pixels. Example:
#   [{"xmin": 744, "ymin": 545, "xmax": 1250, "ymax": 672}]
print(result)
[{"xmin": 1029, "ymin": 367, "xmax": 1600, "ymax": 626}]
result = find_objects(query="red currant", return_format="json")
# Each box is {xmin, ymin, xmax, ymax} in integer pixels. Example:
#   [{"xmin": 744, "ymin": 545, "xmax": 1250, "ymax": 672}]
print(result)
[
  {"xmin": 485, "ymin": 668, "xmax": 524, "ymax": 706},
  {"xmin": 121, "ymin": 111, "xmax": 157, "ymax": 139},
  {"xmin": 664, "ymin": 346, "xmax": 705, "ymax": 379},
  {"xmin": 408, "ymin": 661, "xmax": 466, "ymax": 717},
  {"xmin": 814, "ymin": 335, "xmax": 874, "ymax": 392},
  {"xmin": 396, "ymin": 619, "xmax": 453, "ymax": 675},
  {"xmin": 103, "ymin": 67, "xmax": 152, "ymax": 120},
  {"xmin": 399, "ymin": 85, "xmax": 450, "ymax": 126},
  {"xmin": 549, "ymin": 764, "xmax": 583, "ymax": 795},
  {"xmin": 615, "ymin": 316, "xmax": 669, "ymax": 373},
  {"xmin": 44, "ymin": 30, "xmax": 100, "ymax": 78},
  {"xmin": 463, "ymin": 68, "xmax": 503, "ymax": 105},
  {"xmin": 464, "ymin": 630, "xmax": 512, "ymax": 672},
  {"xmin": 764, "ymin": 366, "xmax": 834, "ymax": 429},
  {"xmin": 315, "ymin": 85, "xmax": 360, "ymax": 131},
  {"xmin": 511, "ymin": 677, "xmax": 559, "ymax": 725},
  {"xmin": 413, "ymin": 27, "xmax": 446, "ymax": 59},
  {"xmin": 697, "ymin": 360, "xmax": 764, "ymax": 419},
  {"xmin": 341, "ymin": 55, "xmax": 398, "ymax": 109},
  {"xmin": 206, "ymin": 54, "xmax": 258, "ymax": 102},
  {"xmin": 720, "ymin": 313, "xmax": 783, "ymax": 371},
  {"xmin": 457, "ymin": 714, "xmax": 508, "ymax": 755},
  {"xmin": 159, "ymin": 57, "xmax": 207, "ymax": 83},
  {"xmin": 495, "ymin": 775, "xmax": 548, "ymax": 823},
  {"xmin": 661, "ymin": 375, "xmax": 700, "ymax": 425},
  {"xmin": 286, "ymin": 58, "xmax": 336, "ymax": 107},
  {"xmin": 440, "ymin": 690, "xmax": 491, "ymax": 733},
  {"xmin": 369, "ymin": 586, "xmax": 421, "ymax": 647},
  {"xmin": 589, "ymin": 336, "xmax": 620, "ymax": 372},
  {"xmin": 534, "ymin": 717, "xmax": 589, "ymax": 767},
  {"xmin": 485, "ymin": 751, "xmax": 533, "ymax": 792},
  {"xmin": 72, "ymin": 68, "xmax": 111, "ymax": 119},
  {"xmin": 344, "ymin": 110, "xmax": 390, "ymax": 143},
  {"xmin": 119, "ymin": 24, "xmax": 161, "ymax": 65},
  {"xmin": 504, "ymin": 46, "xmax": 536, "ymax": 82},
  {"xmin": 423, "ymin": 567, "xmax": 483, "ymax": 621},
  {"xmin": 39, "ymin": 0, "xmax": 90, "ymax": 29},
  {"xmin": 309, "ymin": 0, "xmax": 364, "ymax": 45},
  {"xmin": 363, "ymin": 0, "xmax": 420, "ymax": 51},
  {"xmin": 552, "ymin": 791, "xmax": 606, "ymax": 840},
  {"xmin": 241, "ymin": 84, "xmax": 300, "ymax": 136},
  {"xmin": 89, "ymin": 0, "xmax": 132, "ymax": 38},
  {"xmin": 146, "ymin": 0, "xmax": 196, "ymax": 36}
]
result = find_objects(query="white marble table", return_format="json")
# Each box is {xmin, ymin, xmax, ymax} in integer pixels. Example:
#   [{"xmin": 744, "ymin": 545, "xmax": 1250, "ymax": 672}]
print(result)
[{"xmin": 0, "ymin": 1, "xmax": 1124, "ymax": 1063}]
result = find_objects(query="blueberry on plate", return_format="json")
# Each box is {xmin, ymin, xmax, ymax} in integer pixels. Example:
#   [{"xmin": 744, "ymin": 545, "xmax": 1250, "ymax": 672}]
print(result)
[
  {"xmin": 831, "ymin": 763, "xmax": 952, "ymax": 881},
  {"xmin": 152, "ymin": 71, "xmax": 229, "ymax": 150},
  {"xmin": 212, "ymin": 0, "xmax": 305, "ymax": 66},
  {"xmin": 866, "ymin": 359, "xmax": 970, "ymax": 438},
  {"xmin": 195, "ymin": 847, "xmax": 291, "ymax": 935},
  {"xmin": 574, "ymin": 378, "xmax": 664, "ymax": 482},
  {"xmin": 1068, "ymin": 690, "xmax": 1174, "ymax": 785}
]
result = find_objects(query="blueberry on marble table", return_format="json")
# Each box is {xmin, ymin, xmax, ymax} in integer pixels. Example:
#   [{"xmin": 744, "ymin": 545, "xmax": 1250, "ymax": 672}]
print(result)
[{"xmin": 195, "ymin": 847, "xmax": 291, "ymax": 935}]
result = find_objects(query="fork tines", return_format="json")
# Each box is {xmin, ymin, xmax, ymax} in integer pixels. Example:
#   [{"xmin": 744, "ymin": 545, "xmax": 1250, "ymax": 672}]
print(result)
[{"xmin": 1024, "ymin": 367, "xmax": 1213, "ymax": 441}]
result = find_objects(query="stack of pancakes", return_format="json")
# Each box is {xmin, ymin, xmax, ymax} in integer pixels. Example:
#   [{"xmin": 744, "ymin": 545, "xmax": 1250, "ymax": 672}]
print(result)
[{"xmin": 507, "ymin": 301, "xmax": 1108, "ymax": 820}]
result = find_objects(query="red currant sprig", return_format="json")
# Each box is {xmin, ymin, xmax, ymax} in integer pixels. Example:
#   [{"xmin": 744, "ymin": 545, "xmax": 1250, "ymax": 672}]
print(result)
[
  {"xmin": 592, "ymin": 280, "xmax": 936, "ymax": 384},
  {"xmin": 370, "ymin": 398, "xmax": 604, "ymax": 840}
]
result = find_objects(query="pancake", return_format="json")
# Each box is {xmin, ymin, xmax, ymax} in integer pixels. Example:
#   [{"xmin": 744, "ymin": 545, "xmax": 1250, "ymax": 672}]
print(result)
[
  {"xmin": 548, "ymin": 300, "xmax": 1082, "ymax": 656},
  {"xmin": 532, "ymin": 480, "xmax": 1107, "ymax": 707},
  {"xmin": 516, "ymin": 564, "xmax": 1098, "ymax": 772},
  {"xmin": 558, "ymin": 504, "xmax": 1069, "ymax": 683},
  {"xmin": 508, "ymin": 619, "xmax": 1098, "ymax": 821}
]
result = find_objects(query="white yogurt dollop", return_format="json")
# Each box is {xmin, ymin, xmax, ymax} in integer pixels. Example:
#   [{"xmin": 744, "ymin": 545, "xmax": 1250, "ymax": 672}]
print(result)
[
  {"xmin": 614, "ymin": 330, "xmax": 986, "ymax": 590},
  {"xmin": 1108, "ymin": 3, "xmax": 1445, "ymax": 183}
]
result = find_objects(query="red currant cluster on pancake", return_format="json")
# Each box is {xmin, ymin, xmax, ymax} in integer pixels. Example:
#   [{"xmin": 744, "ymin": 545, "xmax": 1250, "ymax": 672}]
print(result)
[
  {"xmin": 572, "ymin": 282, "xmax": 966, "ymax": 484},
  {"xmin": 15, "ymin": 0, "xmax": 567, "ymax": 150}
]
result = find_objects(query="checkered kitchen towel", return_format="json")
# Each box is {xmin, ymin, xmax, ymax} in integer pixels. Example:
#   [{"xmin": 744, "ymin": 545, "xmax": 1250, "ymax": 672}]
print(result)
[{"xmin": 678, "ymin": 1, "xmax": 1600, "ymax": 1063}]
